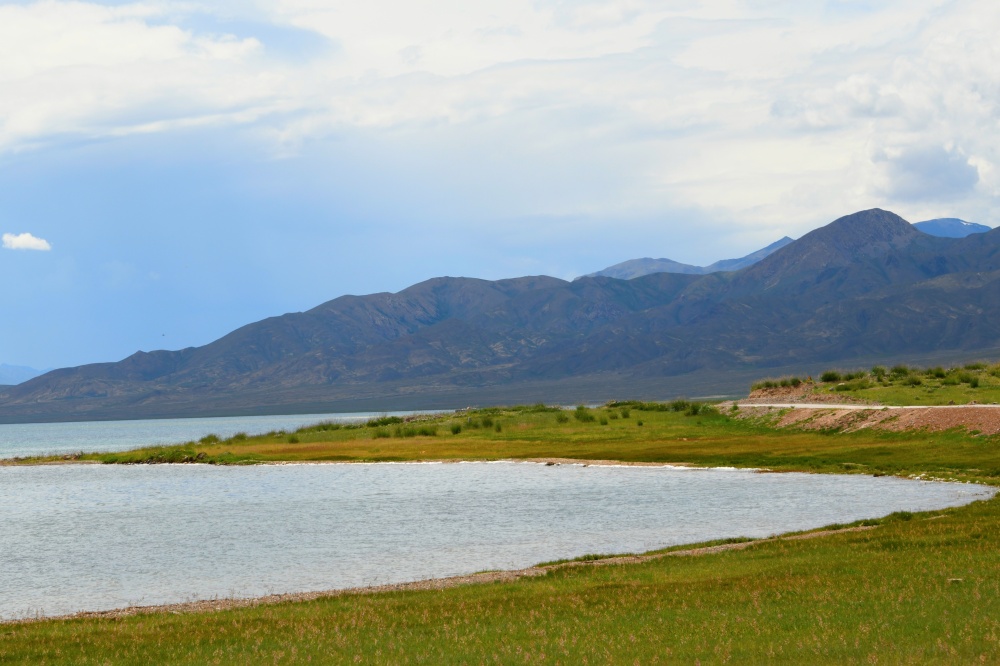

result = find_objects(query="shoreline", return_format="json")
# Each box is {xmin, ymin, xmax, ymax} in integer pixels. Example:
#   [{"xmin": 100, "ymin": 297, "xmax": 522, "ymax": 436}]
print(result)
[
  {"xmin": 2, "ymin": 524, "xmax": 876, "ymax": 626},
  {"xmin": 2, "ymin": 456, "xmax": 701, "ymax": 468}
]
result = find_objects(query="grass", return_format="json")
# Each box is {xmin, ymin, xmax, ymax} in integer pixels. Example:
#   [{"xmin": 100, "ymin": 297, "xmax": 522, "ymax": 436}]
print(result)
[
  {"xmin": 6, "ymin": 398, "xmax": 1000, "ymax": 662},
  {"xmin": 771, "ymin": 361, "xmax": 1000, "ymax": 406},
  {"xmin": 13, "ymin": 402, "xmax": 1000, "ymax": 483}
]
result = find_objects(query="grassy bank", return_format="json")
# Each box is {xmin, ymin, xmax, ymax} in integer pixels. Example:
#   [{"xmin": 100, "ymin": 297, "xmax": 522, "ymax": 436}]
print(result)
[
  {"xmin": 4, "ymin": 400, "xmax": 1000, "ymax": 663},
  {"xmin": 755, "ymin": 361, "xmax": 1000, "ymax": 405},
  {"xmin": 16, "ymin": 400, "xmax": 1000, "ymax": 483}
]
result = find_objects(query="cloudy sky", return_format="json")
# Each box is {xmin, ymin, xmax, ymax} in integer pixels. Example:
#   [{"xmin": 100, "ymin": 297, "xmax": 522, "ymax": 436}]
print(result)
[{"xmin": 1, "ymin": 0, "xmax": 998, "ymax": 370}]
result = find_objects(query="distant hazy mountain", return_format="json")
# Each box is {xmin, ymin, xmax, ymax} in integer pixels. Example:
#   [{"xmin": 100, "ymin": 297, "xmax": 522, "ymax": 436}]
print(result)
[
  {"xmin": 914, "ymin": 218, "xmax": 992, "ymax": 238},
  {"xmin": 0, "ymin": 364, "xmax": 44, "ymax": 385},
  {"xmin": 4, "ymin": 208, "xmax": 1000, "ymax": 423},
  {"xmin": 584, "ymin": 237, "xmax": 794, "ymax": 280}
]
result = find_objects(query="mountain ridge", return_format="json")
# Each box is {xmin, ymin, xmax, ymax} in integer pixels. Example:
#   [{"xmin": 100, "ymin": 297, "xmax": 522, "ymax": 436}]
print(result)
[{"xmin": 3, "ymin": 208, "xmax": 1000, "ymax": 422}]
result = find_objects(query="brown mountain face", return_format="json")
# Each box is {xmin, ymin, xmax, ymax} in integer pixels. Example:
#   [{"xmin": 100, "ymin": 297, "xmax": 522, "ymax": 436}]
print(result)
[{"xmin": 3, "ymin": 209, "xmax": 1000, "ymax": 421}]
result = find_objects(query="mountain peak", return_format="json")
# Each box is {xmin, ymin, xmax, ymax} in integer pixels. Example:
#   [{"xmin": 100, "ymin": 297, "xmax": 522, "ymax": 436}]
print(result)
[
  {"xmin": 914, "ymin": 217, "xmax": 992, "ymax": 238},
  {"xmin": 823, "ymin": 208, "xmax": 915, "ymax": 240}
]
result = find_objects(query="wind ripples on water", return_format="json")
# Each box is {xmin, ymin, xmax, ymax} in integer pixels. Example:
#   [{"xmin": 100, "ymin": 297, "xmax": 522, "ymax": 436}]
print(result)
[{"xmin": 0, "ymin": 462, "xmax": 992, "ymax": 620}]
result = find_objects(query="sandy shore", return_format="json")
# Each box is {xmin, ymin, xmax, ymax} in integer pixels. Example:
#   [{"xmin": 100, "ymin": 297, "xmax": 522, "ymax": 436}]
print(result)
[{"xmin": 3, "ymin": 525, "xmax": 874, "ymax": 626}]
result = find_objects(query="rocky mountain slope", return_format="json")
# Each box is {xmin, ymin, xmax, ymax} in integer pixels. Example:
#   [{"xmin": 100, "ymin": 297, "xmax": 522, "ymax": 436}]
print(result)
[{"xmin": 2, "ymin": 209, "xmax": 999, "ymax": 421}]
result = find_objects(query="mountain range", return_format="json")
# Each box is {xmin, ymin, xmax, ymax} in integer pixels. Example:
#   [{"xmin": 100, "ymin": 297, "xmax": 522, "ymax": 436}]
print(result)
[
  {"xmin": 0, "ymin": 364, "xmax": 45, "ymax": 386},
  {"xmin": 583, "ymin": 237, "xmax": 794, "ymax": 280},
  {"xmin": 585, "ymin": 217, "xmax": 991, "ymax": 281},
  {"xmin": 1, "ymin": 208, "xmax": 999, "ymax": 422}
]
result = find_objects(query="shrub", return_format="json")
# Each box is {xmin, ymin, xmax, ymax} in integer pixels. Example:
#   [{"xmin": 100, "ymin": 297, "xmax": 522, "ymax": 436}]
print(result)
[
  {"xmin": 230, "ymin": 432, "xmax": 248, "ymax": 442},
  {"xmin": 905, "ymin": 376, "xmax": 923, "ymax": 386},
  {"xmin": 636, "ymin": 420, "xmax": 644, "ymax": 426},
  {"xmin": 958, "ymin": 372, "xmax": 975, "ymax": 384},
  {"xmin": 373, "ymin": 429, "xmax": 391, "ymax": 439},
  {"xmin": 367, "ymin": 416, "xmax": 404, "ymax": 428},
  {"xmin": 669, "ymin": 399, "xmax": 691, "ymax": 412},
  {"xmin": 889, "ymin": 365, "xmax": 910, "ymax": 379},
  {"xmin": 620, "ymin": 408, "xmax": 630, "ymax": 419},
  {"xmin": 574, "ymin": 406, "xmax": 595, "ymax": 423},
  {"xmin": 481, "ymin": 416, "xmax": 494, "ymax": 428},
  {"xmin": 199, "ymin": 434, "xmax": 220, "ymax": 444},
  {"xmin": 608, "ymin": 412, "xmax": 619, "ymax": 420},
  {"xmin": 287, "ymin": 435, "xmax": 300, "ymax": 444},
  {"xmin": 871, "ymin": 365, "xmax": 887, "ymax": 380},
  {"xmin": 599, "ymin": 417, "xmax": 609, "ymax": 425},
  {"xmin": 970, "ymin": 376, "xmax": 980, "ymax": 388},
  {"xmin": 964, "ymin": 362, "xmax": 986, "ymax": 370},
  {"xmin": 556, "ymin": 413, "xmax": 569, "ymax": 424},
  {"xmin": 685, "ymin": 403, "xmax": 702, "ymax": 416},
  {"xmin": 820, "ymin": 371, "xmax": 841, "ymax": 383},
  {"xmin": 494, "ymin": 423, "xmax": 502, "ymax": 433},
  {"xmin": 450, "ymin": 424, "xmax": 462, "ymax": 435},
  {"xmin": 308, "ymin": 422, "xmax": 342, "ymax": 432}
]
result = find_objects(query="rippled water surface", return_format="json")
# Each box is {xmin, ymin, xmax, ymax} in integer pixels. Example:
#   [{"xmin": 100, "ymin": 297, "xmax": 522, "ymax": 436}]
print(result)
[
  {"xmin": 0, "ymin": 462, "xmax": 992, "ymax": 620},
  {"xmin": 0, "ymin": 412, "xmax": 434, "ymax": 459}
]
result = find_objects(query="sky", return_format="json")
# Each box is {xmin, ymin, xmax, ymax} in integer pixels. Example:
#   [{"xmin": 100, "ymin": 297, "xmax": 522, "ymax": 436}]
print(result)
[{"xmin": 1, "ymin": 0, "xmax": 998, "ymax": 371}]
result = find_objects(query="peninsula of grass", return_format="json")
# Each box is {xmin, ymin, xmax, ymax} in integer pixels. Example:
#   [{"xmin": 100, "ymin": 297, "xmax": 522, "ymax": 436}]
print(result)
[
  {"xmin": 5, "ymin": 393, "xmax": 1000, "ymax": 663},
  {"xmin": 13, "ymin": 398, "xmax": 1000, "ymax": 484}
]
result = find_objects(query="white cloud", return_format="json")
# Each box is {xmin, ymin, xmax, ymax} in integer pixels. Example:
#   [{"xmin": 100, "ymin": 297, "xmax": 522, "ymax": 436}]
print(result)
[
  {"xmin": 2, "ymin": 233, "xmax": 52, "ymax": 251},
  {"xmin": 3, "ymin": 0, "xmax": 1000, "ymax": 232}
]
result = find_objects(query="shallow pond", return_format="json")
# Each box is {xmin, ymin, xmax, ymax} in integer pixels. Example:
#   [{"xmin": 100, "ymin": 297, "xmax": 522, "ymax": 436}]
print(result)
[{"xmin": 0, "ymin": 462, "xmax": 991, "ymax": 620}]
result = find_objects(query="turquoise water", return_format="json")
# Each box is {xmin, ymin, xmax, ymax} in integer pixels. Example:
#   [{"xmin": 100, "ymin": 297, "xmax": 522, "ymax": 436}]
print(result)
[
  {"xmin": 0, "ymin": 462, "xmax": 991, "ymax": 620},
  {"xmin": 0, "ymin": 412, "xmax": 437, "ymax": 459}
]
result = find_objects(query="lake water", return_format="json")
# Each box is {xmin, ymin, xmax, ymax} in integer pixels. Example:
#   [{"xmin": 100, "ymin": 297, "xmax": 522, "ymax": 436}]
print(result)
[
  {"xmin": 0, "ymin": 462, "xmax": 991, "ymax": 620},
  {"xmin": 0, "ymin": 412, "xmax": 437, "ymax": 459}
]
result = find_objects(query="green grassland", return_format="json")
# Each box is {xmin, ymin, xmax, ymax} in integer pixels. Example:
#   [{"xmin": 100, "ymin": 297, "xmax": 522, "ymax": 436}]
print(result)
[
  {"xmin": 14, "ymin": 400, "xmax": 1000, "ymax": 482},
  {"xmin": 5, "ymin": 395, "xmax": 1000, "ymax": 663},
  {"xmin": 754, "ymin": 361, "xmax": 1000, "ymax": 405}
]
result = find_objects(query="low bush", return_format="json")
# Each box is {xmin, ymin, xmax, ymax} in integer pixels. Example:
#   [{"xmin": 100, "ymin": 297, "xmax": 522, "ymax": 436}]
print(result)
[
  {"xmin": 820, "ymin": 371, "xmax": 841, "ymax": 383},
  {"xmin": 367, "ymin": 416, "xmax": 404, "ymax": 428},
  {"xmin": 574, "ymin": 406, "xmax": 596, "ymax": 423},
  {"xmin": 555, "ymin": 413, "xmax": 569, "ymax": 424},
  {"xmin": 889, "ymin": 365, "xmax": 910, "ymax": 379},
  {"xmin": 450, "ymin": 424, "xmax": 462, "ymax": 435}
]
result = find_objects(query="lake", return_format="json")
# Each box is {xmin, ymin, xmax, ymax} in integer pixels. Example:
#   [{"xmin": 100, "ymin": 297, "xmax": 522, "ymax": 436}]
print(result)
[
  {"xmin": 0, "ymin": 412, "xmax": 437, "ymax": 459},
  {"xmin": 0, "ymin": 461, "xmax": 991, "ymax": 620}
]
